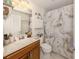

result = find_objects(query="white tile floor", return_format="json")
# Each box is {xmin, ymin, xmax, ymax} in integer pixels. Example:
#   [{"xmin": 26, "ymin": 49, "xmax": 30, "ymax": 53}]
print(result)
[
  {"xmin": 40, "ymin": 51, "xmax": 74, "ymax": 59},
  {"xmin": 40, "ymin": 52, "xmax": 65, "ymax": 59}
]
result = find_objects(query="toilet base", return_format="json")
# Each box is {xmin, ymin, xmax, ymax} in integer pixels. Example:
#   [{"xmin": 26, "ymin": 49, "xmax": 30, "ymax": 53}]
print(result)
[{"xmin": 42, "ymin": 53, "xmax": 51, "ymax": 59}]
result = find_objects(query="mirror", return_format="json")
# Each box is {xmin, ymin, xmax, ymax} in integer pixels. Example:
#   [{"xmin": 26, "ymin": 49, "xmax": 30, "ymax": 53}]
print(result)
[{"xmin": 3, "ymin": 8, "xmax": 32, "ymax": 46}]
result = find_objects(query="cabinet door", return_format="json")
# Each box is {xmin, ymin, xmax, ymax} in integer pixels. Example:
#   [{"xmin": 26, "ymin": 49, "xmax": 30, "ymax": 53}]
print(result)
[
  {"xmin": 20, "ymin": 54, "xmax": 28, "ymax": 59},
  {"xmin": 31, "ymin": 45, "xmax": 40, "ymax": 59}
]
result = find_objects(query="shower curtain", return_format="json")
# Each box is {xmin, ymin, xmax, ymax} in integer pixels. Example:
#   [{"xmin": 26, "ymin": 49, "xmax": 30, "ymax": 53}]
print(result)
[{"xmin": 44, "ymin": 4, "xmax": 74, "ymax": 59}]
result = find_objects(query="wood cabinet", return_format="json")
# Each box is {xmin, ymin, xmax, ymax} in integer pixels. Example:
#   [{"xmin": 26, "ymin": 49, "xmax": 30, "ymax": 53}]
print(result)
[{"xmin": 4, "ymin": 40, "xmax": 40, "ymax": 59}]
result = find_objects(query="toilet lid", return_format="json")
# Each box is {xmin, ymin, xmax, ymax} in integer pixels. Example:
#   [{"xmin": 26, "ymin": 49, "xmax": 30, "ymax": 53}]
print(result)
[{"xmin": 41, "ymin": 43, "xmax": 52, "ymax": 50}]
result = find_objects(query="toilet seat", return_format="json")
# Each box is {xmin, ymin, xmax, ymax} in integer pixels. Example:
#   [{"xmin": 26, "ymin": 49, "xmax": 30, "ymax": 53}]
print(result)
[{"xmin": 41, "ymin": 43, "xmax": 52, "ymax": 53}]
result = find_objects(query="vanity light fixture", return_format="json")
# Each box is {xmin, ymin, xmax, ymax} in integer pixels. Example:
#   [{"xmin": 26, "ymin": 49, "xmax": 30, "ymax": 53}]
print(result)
[{"xmin": 12, "ymin": 0, "xmax": 32, "ymax": 10}]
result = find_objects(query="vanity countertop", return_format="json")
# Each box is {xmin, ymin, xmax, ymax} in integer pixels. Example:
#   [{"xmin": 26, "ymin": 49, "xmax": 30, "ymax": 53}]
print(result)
[{"xmin": 3, "ymin": 38, "xmax": 39, "ymax": 57}]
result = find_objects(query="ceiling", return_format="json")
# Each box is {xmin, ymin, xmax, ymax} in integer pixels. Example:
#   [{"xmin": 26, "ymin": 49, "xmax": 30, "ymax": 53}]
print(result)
[
  {"xmin": 28, "ymin": 0, "xmax": 73, "ymax": 11},
  {"xmin": 10, "ymin": 0, "xmax": 73, "ymax": 13}
]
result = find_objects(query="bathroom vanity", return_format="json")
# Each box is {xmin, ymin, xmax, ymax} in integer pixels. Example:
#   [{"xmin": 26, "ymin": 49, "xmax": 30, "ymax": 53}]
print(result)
[{"xmin": 3, "ymin": 39, "xmax": 40, "ymax": 59}]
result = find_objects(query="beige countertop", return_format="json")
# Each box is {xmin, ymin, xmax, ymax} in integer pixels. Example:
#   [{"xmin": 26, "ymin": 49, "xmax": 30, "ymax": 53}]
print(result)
[{"xmin": 3, "ymin": 38, "xmax": 39, "ymax": 57}]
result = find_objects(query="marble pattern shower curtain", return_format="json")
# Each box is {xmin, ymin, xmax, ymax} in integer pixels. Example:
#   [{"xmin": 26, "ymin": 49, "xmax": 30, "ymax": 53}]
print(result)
[{"xmin": 44, "ymin": 4, "xmax": 74, "ymax": 59}]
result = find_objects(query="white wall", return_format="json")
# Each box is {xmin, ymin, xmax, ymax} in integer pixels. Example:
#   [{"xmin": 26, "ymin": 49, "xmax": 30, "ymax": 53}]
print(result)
[{"xmin": 3, "ymin": 9, "xmax": 30, "ymax": 35}]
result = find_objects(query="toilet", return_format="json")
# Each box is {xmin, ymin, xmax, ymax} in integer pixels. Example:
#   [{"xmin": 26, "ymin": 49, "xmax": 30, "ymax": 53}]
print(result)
[
  {"xmin": 40, "ymin": 38, "xmax": 52, "ymax": 54},
  {"xmin": 41, "ymin": 43, "xmax": 52, "ymax": 54}
]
